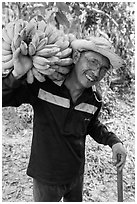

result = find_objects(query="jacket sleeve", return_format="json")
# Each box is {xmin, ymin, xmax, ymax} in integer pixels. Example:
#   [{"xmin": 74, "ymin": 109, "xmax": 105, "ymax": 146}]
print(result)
[
  {"xmin": 87, "ymin": 107, "xmax": 122, "ymax": 148},
  {"xmin": 2, "ymin": 71, "xmax": 38, "ymax": 107}
]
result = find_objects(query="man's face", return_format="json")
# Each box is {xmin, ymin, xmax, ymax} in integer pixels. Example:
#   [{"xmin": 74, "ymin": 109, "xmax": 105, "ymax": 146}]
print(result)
[{"xmin": 74, "ymin": 51, "xmax": 110, "ymax": 88}]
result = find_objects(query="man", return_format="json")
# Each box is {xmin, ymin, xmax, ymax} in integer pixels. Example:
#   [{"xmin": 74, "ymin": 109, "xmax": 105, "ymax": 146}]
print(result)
[{"xmin": 2, "ymin": 36, "xmax": 126, "ymax": 202}]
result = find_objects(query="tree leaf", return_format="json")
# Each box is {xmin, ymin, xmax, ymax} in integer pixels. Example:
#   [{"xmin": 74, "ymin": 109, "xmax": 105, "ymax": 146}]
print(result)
[
  {"xmin": 55, "ymin": 11, "xmax": 70, "ymax": 28},
  {"xmin": 56, "ymin": 2, "xmax": 70, "ymax": 13},
  {"xmin": 73, "ymin": 4, "xmax": 81, "ymax": 16}
]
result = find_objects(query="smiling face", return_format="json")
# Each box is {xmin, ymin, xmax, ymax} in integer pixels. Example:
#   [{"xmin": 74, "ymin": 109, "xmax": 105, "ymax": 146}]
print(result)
[{"xmin": 73, "ymin": 50, "xmax": 110, "ymax": 88}]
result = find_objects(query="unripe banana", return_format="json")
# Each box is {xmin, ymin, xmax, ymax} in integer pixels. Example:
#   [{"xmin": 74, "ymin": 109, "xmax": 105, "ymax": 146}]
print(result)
[
  {"xmin": 5, "ymin": 21, "xmax": 15, "ymax": 40},
  {"xmin": 37, "ymin": 20, "xmax": 47, "ymax": 32},
  {"xmin": 36, "ymin": 37, "xmax": 48, "ymax": 51},
  {"xmin": 19, "ymin": 27, "xmax": 27, "ymax": 41},
  {"xmin": 42, "ymin": 44, "xmax": 58, "ymax": 48},
  {"xmin": 20, "ymin": 41, "xmax": 28, "ymax": 55},
  {"xmin": 36, "ymin": 47, "xmax": 60, "ymax": 58},
  {"xmin": 33, "ymin": 62, "xmax": 50, "ymax": 70},
  {"xmin": 45, "ymin": 56, "xmax": 59, "ymax": 66},
  {"xmin": 33, "ymin": 56, "xmax": 50, "ymax": 66},
  {"xmin": 2, "ymin": 58, "xmax": 13, "ymax": 70},
  {"xmin": 56, "ymin": 47, "xmax": 72, "ymax": 59},
  {"xmin": 2, "ymin": 54, "xmax": 13, "ymax": 62},
  {"xmin": 26, "ymin": 69, "xmax": 34, "ymax": 84},
  {"xmin": 26, "ymin": 18, "xmax": 37, "ymax": 36},
  {"xmin": 32, "ymin": 67, "xmax": 46, "ymax": 82},
  {"xmin": 2, "ymin": 28, "xmax": 12, "ymax": 44},
  {"xmin": 55, "ymin": 38, "xmax": 69, "ymax": 51},
  {"xmin": 56, "ymin": 58, "xmax": 73, "ymax": 66},
  {"xmin": 55, "ymin": 37, "xmax": 64, "ymax": 47},
  {"xmin": 2, "ymin": 49, "xmax": 12, "ymax": 55},
  {"xmin": 2, "ymin": 39, "xmax": 11, "ymax": 51},
  {"xmin": 13, "ymin": 33, "xmax": 22, "ymax": 49},
  {"xmin": 37, "ymin": 30, "xmax": 45, "ymax": 41},
  {"xmin": 37, "ymin": 68, "xmax": 55, "ymax": 76},
  {"xmin": 48, "ymin": 32, "xmax": 59, "ymax": 44},
  {"xmin": 45, "ymin": 24, "xmax": 56, "ymax": 38},
  {"xmin": 31, "ymin": 32, "xmax": 40, "ymax": 48},
  {"xmin": 28, "ymin": 42, "xmax": 36, "ymax": 56},
  {"xmin": 60, "ymin": 40, "xmax": 70, "ymax": 51},
  {"xmin": 50, "ymin": 65, "xmax": 71, "ymax": 74},
  {"xmin": 11, "ymin": 40, "xmax": 16, "ymax": 52},
  {"xmin": 14, "ymin": 20, "xmax": 24, "ymax": 36}
]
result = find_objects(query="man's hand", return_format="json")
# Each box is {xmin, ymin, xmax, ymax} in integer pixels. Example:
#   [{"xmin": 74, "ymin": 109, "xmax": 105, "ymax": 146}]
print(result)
[
  {"xmin": 12, "ymin": 47, "xmax": 33, "ymax": 79},
  {"xmin": 112, "ymin": 143, "xmax": 127, "ymax": 171}
]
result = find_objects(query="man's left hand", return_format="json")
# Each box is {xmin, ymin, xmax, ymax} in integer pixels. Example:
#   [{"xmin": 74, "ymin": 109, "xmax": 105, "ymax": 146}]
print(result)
[{"xmin": 112, "ymin": 142, "xmax": 127, "ymax": 171}]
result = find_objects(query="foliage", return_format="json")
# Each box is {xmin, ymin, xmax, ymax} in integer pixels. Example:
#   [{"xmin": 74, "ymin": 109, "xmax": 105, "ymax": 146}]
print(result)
[{"xmin": 2, "ymin": 2, "xmax": 135, "ymax": 85}]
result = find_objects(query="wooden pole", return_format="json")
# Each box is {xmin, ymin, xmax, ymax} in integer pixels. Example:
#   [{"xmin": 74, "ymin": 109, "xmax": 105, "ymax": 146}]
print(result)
[{"xmin": 117, "ymin": 154, "xmax": 123, "ymax": 202}]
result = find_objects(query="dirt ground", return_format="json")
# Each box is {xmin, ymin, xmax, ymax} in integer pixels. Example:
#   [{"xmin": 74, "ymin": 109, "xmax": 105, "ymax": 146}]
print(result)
[{"xmin": 2, "ymin": 86, "xmax": 135, "ymax": 202}]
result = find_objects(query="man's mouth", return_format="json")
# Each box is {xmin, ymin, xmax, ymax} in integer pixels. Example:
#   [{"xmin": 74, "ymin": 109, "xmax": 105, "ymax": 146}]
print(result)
[{"xmin": 85, "ymin": 73, "xmax": 97, "ymax": 82}]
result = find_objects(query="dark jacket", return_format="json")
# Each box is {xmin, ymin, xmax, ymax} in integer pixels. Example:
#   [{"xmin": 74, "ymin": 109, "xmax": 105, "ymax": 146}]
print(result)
[{"xmin": 2, "ymin": 72, "xmax": 122, "ymax": 185}]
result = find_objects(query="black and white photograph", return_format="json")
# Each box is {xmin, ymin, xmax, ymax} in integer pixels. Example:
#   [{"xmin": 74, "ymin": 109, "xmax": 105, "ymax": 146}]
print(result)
[{"xmin": 2, "ymin": 1, "xmax": 135, "ymax": 202}]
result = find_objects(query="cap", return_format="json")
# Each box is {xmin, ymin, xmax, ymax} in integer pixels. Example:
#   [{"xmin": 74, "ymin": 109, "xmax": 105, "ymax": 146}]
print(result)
[{"xmin": 71, "ymin": 36, "xmax": 124, "ymax": 69}]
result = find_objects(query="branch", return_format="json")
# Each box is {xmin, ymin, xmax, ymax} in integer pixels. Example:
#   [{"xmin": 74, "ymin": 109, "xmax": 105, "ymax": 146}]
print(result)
[{"xmin": 91, "ymin": 7, "xmax": 119, "ymax": 27}]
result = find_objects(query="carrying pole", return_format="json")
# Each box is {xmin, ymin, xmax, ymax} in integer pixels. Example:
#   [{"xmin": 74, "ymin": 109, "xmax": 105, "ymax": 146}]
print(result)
[{"xmin": 117, "ymin": 154, "xmax": 123, "ymax": 202}]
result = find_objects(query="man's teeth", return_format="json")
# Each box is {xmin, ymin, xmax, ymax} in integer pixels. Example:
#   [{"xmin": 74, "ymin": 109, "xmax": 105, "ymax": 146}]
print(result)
[{"xmin": 86, "ymin": 74, "xmax": 93, "ymax": 81}]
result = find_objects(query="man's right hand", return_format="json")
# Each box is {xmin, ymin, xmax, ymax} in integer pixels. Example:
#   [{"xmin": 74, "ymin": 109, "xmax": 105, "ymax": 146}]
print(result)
[{"xmin": 12, "ymin": 47, "xmax": 33, "ymax": 79}]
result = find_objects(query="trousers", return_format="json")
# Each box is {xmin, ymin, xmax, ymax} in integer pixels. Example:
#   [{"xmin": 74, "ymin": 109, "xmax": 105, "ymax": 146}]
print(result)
[{"xmin": 33, "ymin": 175, "xmax": 83, "ymax": 202}]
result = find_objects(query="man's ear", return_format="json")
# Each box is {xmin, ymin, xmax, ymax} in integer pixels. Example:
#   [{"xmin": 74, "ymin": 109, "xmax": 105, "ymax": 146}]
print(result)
[{"xmin": 73, "ymin": 50, "xmax": 81, "ymax": 64}]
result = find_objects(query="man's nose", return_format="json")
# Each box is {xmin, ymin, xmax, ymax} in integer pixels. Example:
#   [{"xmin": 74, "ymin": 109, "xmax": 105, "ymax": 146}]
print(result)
[{"xmin": 92, "ymin": 69, "xmax": 100, "ymax": 77}]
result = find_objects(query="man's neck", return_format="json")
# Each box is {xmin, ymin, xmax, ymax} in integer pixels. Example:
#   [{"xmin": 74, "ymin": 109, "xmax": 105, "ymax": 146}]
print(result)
[{"xmin": 64, "ymin": 74, "xmax": 84, "ymax": 103}]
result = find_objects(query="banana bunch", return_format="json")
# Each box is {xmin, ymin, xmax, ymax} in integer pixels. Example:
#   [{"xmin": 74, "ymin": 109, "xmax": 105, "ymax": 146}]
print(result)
[{"xmin": 2, "ymin": 18, "xmax": 76, "ymax": 84}]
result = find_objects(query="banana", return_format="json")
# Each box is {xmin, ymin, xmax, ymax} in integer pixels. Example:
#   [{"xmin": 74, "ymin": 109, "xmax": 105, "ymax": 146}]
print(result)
[
  {"xmin": 45, "ymin": 56, "xmax": 59, "ymax": 65},
  {"xmin": 32, "ymin": 67, "xmax": 46, "ymax": 82},
  {"xmin": 2, "ymin": 39, "xmax": 11, "ymax": 51},
  {"xmin": 26, "ymin": 69, "xmax": 34, "ymax": 84},
  {"xmin": 2, "ymin": 27, "xmax": 12, "ymax": 44},
  {"xmin": 56, "ymin": 58, "xmax": 73, "ymax": 66},
  {"xmin": 48, "ymin": 31, "xmax": 59, "ymax": 44},
  {"xmin": 26, "ymin": 18, "xmax": 37, "ymax": 36},
  {"xmin": 28, "ymin": 42, "xmax": 36, "ymax": 56},
  {"xmin": 19, "ymin": 27, "xmax": 27, "ymax": 41},
  {"xmin": 2, "ymin": 58, "xmax": 13, "ymax": 70},
  {"xmin": 60, "ymin": 40, "xmax": 70, "ymax": 51},
  {"xmin": 42, "ymin": 44, "xmax": 58, "ymax": 48},
  {"xmin": 33, "ymin": 55, "xmax": 50, "ymax": 66},
  {"xmin": 36, "ymin": 30, "xmax": 45, "ymax": 41},
  {"xmin": 55, "ymin": 36, "xmax": 64, "ymax": 47},
  {"xmin": 2, "ymin": 54, "xmax": 13, "ymax": 62},
  {"xmin": 33, "ymin": 62, "xmax": 50, "ymax": 70},
  {"xmin": 44, "ymin": 23, "xmax": 57, "ymax": 38},
  {"xmin": 50, "ymin": 65, "xmax": 71, "ymax": 74},
  {"xmin": 2, "ymin": 49, "xmax": 12, "ymax": 55},
  {"xmin": 36, "ymin": 47, "xmax": 60, "ymax": 58},
  {"xmin": 37, "ymin": 68, "xmax": 55, "ymax": 76},
  {"xmin": 55, "ymin": 38, "xmax": 69, "ymax": 50},
  {"xmin": 14, "ymin": 20, "xmax": 24, "ymax": 36},
  {"xmin": 56, "ymin": 47, "xmax": 72, "ymax": 59},
  {"xmin": 31, "ymin": 32, "xmax": 40, "ymax": 48},
  {"xmin": 37, "ymin": 20, "xmax": 47, "ymax": 32},
  {"xmin": 20, "ymin": 40, "xmax": 28, "ymax": 55},
  {"xmin": 5, "ymin": 21, "xmax": 15, "ymax": 41},
  {"xmin": 36, "ymin": 37, "xmax": 48, "ymax": 51},
  {"xmin": 11, "ymin": 40, "xmax": 16, "ymax": 52},
  {"xmin": 13, "ymin": 33, "xmax": 22, "ymax": 49}
]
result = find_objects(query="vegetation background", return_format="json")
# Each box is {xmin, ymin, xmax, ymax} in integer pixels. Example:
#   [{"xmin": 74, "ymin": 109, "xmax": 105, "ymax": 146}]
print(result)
[{"xmin": 2, "ymin": 2, "xmax": 135, "ymax": 202}]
